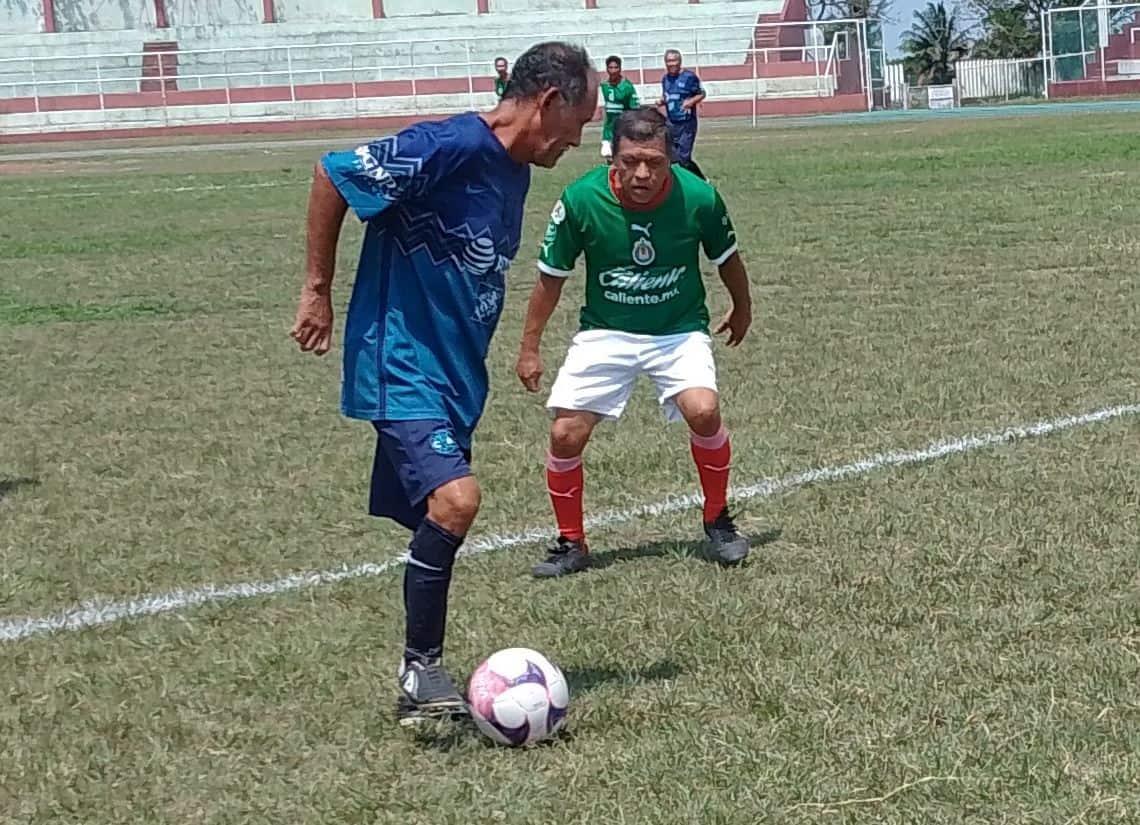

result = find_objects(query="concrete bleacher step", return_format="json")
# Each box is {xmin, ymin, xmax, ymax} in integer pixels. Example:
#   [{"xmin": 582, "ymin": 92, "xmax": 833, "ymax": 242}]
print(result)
[
  {"xmin": 155, "ymin": 4, "xmax": 776, "ymax": 92},
  {"xmin": 140, "ymin": 41, "xmax": 179, "ymax": 92},
  {"xmin": 3, "ymin": 0, "xmax": 833, "ymax": 104}
]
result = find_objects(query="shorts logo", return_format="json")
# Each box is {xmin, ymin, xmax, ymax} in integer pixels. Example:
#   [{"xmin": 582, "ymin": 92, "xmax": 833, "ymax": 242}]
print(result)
[
  {"xmin": 429, "ymin": 429, "xmax": 460, "ymax": 456},
  {"xmin": 632, "ymin": 236, "xmax": 655, "ymax": 266}
]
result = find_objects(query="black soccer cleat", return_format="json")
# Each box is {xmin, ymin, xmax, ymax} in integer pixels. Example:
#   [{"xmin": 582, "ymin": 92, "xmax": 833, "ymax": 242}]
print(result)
[
  {"xmin": 396, "ymin": 658, "xmax": 468, "ymax": 726},
  {"xmin": 703, "ymin": 508, "xmax": 750, "ymax": 565},
  {"xmin": 532, "ymin": 536, "xmax": 590, "ymax": 578}
]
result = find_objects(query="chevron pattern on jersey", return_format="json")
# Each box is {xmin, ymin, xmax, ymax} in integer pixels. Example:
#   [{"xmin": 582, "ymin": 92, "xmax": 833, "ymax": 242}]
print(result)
[
  {"xmin": 352, "ymin": 136, "xmax": 430, "ymax": 202},
  {"xmin": 389, "ymin": 204, "xmax": 504, "ymax": 277}
]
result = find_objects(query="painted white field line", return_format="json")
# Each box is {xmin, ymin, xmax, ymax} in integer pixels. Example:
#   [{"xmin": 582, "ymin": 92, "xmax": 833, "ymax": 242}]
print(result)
[
  {"xmin": 0, "ymin": 120, "xmax": 767, "ymax": 164},
  {"xmin": 5, "ymin": 180, "xmax": 302, "ymax": 201},
  {"xmin": 1, "ymin": 402, "xmax": 1137, "ymax": 643}
]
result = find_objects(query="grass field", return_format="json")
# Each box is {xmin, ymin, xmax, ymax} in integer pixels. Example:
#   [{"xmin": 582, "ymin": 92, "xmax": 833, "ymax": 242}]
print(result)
[{"xmin": 2, "ymin": 112, "xmax": 1139, "ymax": 824}]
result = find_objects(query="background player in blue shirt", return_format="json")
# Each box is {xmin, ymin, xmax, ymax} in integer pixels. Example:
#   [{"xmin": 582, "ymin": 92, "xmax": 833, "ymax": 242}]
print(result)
[
  {"xmin": 290, "ymin": 41, "xmax": 598, "ymax": 724},
  {"xmin": 658, "ymin": 49, "xmax": 707, "ymax": 180}
]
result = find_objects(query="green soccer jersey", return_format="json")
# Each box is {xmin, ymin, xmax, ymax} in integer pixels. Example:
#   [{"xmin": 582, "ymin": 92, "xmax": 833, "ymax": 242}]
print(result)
[
  {"xmin": 538, "ymin": 166, "xmax": 738, "ymax": 336},
  {"xmin": 495, "ymin": 77, "xmax": 508, "ymax": 98},
  {"xmin": 601, "ymin": 78, "xmax": 640, "ymax": 141}
]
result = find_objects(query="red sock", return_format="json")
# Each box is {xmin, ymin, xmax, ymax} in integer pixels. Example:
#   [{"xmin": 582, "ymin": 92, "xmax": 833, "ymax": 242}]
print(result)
[
  {"xmin": 546, "ymin": 453, "xmax": 585, "ymax": 543},
  {"xmin": 690, "ymin": 427, "xmax": 731, "ymax": 523}
]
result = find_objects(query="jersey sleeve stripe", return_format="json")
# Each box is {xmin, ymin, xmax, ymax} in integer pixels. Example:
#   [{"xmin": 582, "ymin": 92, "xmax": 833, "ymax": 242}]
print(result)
[
  {"xmin": 709, "ymin": 242, "xmax": 738, "ymax": 267},
  {"xmin": 537, "ymin": 261, "xmax": 573, "ymax": 278}
]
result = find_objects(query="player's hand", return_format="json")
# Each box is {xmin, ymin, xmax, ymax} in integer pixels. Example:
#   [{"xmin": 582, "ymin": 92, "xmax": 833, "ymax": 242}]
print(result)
[
  {"xmin": 516, "ymin": 348, "xmax": 544, "ymax": 393},
  {"xmin": 291, "ymin": 284, "xmax": 334, "ymax": 355},
  {"xmin": 715, "ymin": 304, "xmax": 751, "ymax": 347}
]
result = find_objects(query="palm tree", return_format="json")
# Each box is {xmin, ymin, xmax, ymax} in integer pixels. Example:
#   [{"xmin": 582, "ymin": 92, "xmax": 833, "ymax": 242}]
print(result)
[{"xmin": 902, "ymin": 2, "xmax": 971, "ymax": 86}]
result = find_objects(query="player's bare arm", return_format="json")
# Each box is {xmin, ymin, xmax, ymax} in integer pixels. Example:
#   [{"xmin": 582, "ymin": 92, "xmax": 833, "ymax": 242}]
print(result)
[
  {"xmin": 713, "ymin": 251, "xmax": 752, "ymax": 347},
  {"xmin": 291, "ymin": 163, "xmax": 349, "ymax": 356},
  {"xmin": 516, "ymin": 274, "xmax": 567, "ymax": 392},
  {"xmin": 681, "ymin": 90, "xmax": 706, "ymax": 111}
]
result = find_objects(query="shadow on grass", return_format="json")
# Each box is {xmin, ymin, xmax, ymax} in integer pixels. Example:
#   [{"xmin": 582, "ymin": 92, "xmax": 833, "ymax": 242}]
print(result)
[
  {"xmin": 0, "ymin": 476, "xmax": 39, "ymax": 502},
  {"xmin": 410, "ymin": 717, "xmax": 580, "ymax": 752},
  {"xmin": 586, "ymin": 527, "xmax": 783, "ymax": 571},
  {"xmin": 408, "ymin": 660, "xmax": 683, "ymax": 752},
  {"xmin": 563, "ymin": 659, "xmax": 683, "ymax": 694}
]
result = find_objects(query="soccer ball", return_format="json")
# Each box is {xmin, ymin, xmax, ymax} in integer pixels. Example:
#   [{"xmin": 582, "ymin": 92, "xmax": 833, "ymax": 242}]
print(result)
[{"xmin": 467, "ymin": 647, "xmax": 569, "ymax": 746}]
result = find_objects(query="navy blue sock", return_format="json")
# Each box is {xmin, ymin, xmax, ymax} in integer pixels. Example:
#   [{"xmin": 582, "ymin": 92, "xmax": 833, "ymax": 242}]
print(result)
[{"xmin": 403, "ymin": 518, "xmax": 463, "ymax": 665}]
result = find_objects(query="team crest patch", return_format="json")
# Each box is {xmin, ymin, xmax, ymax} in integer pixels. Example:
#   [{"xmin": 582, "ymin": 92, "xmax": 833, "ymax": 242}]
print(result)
[
  {"xmin": 550, "ymin": 200, "xmax": 566, "ymax": 225},
  {"xmin": 632, "ymin": 236, "xmax": 656, "ymax": 266},
  {"xmin": 429, "ymin": 429, "xmax": 460, "ymax": 456}
]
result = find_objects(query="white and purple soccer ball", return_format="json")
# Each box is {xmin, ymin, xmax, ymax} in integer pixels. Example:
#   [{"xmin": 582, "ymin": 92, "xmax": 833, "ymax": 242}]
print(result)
[{"xmin": 467, "ymin": 647, "xmax": 569, "ymax": 746}]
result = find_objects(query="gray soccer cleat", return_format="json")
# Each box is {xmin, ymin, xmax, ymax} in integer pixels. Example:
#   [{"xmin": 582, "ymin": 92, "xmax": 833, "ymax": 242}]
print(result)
[
  {"xmin": 703, "ymin": 509, "xmax": 750, "ymax": 565},
  {"xmin": 532, "ymin": 536, "xmax": 590, "ymax": 578},
  {"xmin": 396, "ymin": 658, "xmax": 468, "ymax": 726}
]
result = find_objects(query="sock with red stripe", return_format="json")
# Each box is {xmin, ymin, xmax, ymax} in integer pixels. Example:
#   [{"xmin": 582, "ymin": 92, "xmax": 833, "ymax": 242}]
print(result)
[
  {"xmin": 690, "ymin": 427, "xmax": 731, "ymax": 523},
  {"xmin": 546, "ymin": 452, "xmax": 585, "ymax": 544}
]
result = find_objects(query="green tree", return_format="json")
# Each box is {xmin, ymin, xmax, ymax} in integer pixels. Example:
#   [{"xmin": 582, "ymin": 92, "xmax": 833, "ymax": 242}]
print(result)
[
  {"xmin": 969, "ymin": 0, "xmax": 1139, "ymax": 60},
  {"xmin": 902, "ymin": 1, "xmax": 972, "ymax": 85},
  {"xmin": 972, "ymin": 2, "xmax": 1040, "ymax": 58}
]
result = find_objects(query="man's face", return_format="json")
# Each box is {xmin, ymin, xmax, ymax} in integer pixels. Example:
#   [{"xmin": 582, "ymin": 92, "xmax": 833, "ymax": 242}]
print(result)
[
  {"xmin": 613, "ymin": 136, "xmax": 671, "ymax": 205},
  {"xmin": 606, "ymin": 62, "xmax": 622, "ymax": 83},
  {"xmin": 532, "ymin": 76, "xmax": 599, "ymax": 168},
  {"xmin": 495, "ymin": 59, "xmax": 508, "ymax": 78},
  {"xmin": 665, "ymin": 53, "xmax": 682, "ymax": 76}
]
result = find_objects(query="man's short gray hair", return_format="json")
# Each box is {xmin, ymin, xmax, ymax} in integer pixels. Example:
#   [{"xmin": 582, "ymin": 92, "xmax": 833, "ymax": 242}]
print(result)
[{"xmin": 502, "ymin": 42, "xmax": 595, "ymax": 106}]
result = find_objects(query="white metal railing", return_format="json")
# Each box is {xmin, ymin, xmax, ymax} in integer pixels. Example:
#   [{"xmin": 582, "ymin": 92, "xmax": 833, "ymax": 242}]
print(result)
[
  {"xmin": 0, "ymin": 18, "xmax": 872, "ymax": 95},
  {"xmin": 0, "ymin": 18, "xmax": 875, "ymax": 133},
  {"xmin": 0, "ymin": 46, "xmax": 840, "ymax": 98}
]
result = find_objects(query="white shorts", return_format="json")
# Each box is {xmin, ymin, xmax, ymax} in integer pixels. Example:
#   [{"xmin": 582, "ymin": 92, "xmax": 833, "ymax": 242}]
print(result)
[
  {"xmin": 546, "ymin": 329, "xmax": 717, "ymax": 421},
  {"xmin": 600, "ymin": 139, "xmax": 613, "ymax": 159}
]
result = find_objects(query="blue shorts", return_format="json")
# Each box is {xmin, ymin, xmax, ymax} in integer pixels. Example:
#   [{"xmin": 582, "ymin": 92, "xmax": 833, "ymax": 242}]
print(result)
[
  {"xmin": 668, "ymin": 119, "xmax": 698, "ymax": 163},
  {"xmin": 369, "ymin": 420, "xmax": 472, "ymax": 530}
]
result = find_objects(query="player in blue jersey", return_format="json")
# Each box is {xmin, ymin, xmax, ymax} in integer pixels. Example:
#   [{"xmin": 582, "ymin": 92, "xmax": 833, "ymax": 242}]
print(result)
[
  {"xmin": 658, "ymin": 49, "xmax": 706, "ymax": 179},
  {"xmin": 289, "ymin": 41, "xmax": 598, "ymax": 724}
]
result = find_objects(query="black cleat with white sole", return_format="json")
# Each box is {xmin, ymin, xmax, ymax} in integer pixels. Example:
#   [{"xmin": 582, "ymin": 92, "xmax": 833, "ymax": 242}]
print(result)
[
  {"xmin": 532, "ymin": 536, "xmax": 590, "ymax": 578},
  {"xmin": 703, "ymin": 508, "xmax": 750, "ymax": 565},
  {"xmin": 396, "ymin": 658, "xmax": 468, "ymax": 726}
]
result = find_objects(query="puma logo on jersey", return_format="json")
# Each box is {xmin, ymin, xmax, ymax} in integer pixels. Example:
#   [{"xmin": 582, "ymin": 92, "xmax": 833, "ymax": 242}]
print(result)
[{"xmin": 631, "ymin": 222, "xmax": 653, "ymax": 238}]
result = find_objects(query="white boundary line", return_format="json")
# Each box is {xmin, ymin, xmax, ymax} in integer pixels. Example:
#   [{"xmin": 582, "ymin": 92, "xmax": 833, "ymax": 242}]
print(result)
[
  {"xmin": 3, "ymin": 99, "xmax": 1127, "ymax": 164},
  {"xmin": 0, "ymin": 119, "xmax": 769, "ymax": 165},
  {"xmin": 1, "ymin": 402, "xmax": 1137, "ymax": 644},
  {"xmin": 4, "ymin": 180, "xmax": 302, "ymax": 201}
]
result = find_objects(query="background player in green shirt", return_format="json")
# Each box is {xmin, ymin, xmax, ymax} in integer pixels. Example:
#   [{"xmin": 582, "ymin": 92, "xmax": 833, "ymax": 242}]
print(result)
[
  {"xmin": 600, "ymin": 55, "xmax": 639, "ymax": 163},
  {"xmin": 494, "ymin": 56, "xmax": 509, "ymax": 99},
  {"xmin": 516, "ymin": 107, "xmax": 753, "ymax": 578}
]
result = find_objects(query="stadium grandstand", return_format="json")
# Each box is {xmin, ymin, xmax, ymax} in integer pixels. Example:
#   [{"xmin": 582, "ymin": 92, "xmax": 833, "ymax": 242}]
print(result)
[{"xmin": 0, "ymin": 0, "xmax": 885, "ymax": 139}]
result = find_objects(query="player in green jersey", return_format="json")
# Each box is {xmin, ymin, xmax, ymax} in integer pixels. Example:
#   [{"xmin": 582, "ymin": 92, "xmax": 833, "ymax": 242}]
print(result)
[
  {"xmin": 494, "ymin": 56, "xmax": 509, "ymax": 98},
  {"xmin": 600, "ymin": 55, "xmax": 639, "ymax": 163},
  {"xmin": 516, "ymin": 107, "xmax": 753, "ymax": 577}
]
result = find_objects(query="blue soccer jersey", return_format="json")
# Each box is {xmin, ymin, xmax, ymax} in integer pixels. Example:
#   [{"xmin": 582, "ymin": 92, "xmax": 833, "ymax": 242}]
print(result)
[
  {"xmin": 322, "ymin": 113, "xmax": 530, "ymax": 448},
  {"xmin": 662, "ymin": 70, "xmax": 703, "ymax": 123}
]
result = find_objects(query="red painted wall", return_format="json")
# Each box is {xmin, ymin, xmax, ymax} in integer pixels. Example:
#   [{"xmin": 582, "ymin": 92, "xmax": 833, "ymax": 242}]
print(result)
[{"xmin": 1050, "ymin": 78, "xmax": 1140, "ymax": 97}]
